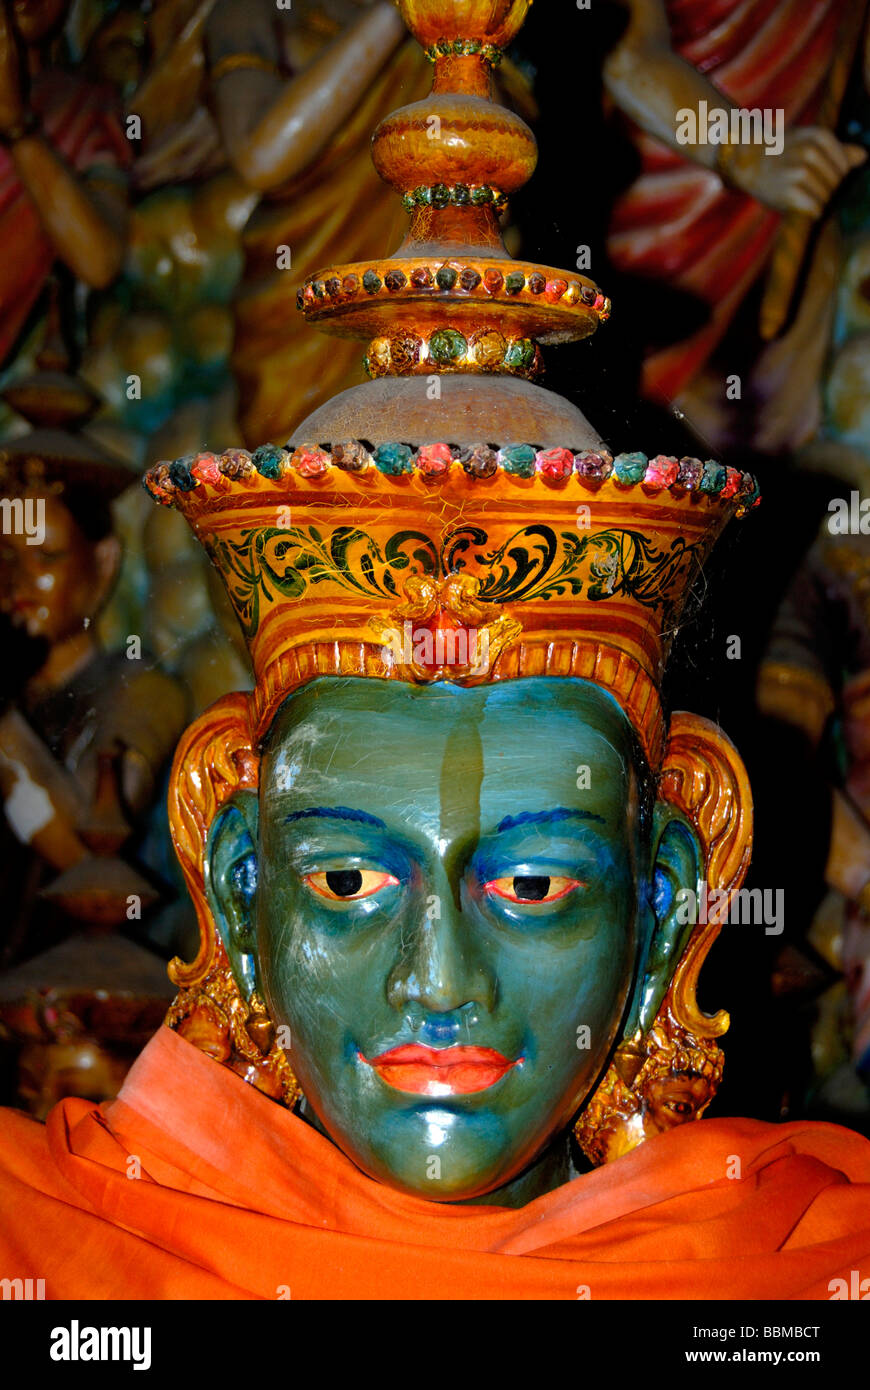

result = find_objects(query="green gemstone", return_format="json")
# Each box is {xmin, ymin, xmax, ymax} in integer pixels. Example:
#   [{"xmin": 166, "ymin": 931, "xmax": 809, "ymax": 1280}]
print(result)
[
  {"xmin": 252, "ymin": 444, "xmax": 284, "ymax": 478},
  {"xmin": 432, "ymin": 183, "xmax": 451, "ymax": 208},
  {"xmin": 498, "ymin": 445, "xmax": 536, "ymax": 477},
  {"xmin": 362, "ymin": 270, "xmax": 382, "ymax": 294},
  {"xmin": 471, "ymin": 185, "xmax": 494, "ymax": 206},
  {"xmin": 429, "ymin": 328, "xmax": 467, "ymax": 363},
  {"xmin": 613, "ymin": 451, "xmax": 648, "ymax": 484},
  {"xmin": 373, "ymin": 442, "xmax": 413, "ymax": 475},
  {"xmin": 402, "ymin": 194, "xmax": 415, "ymax": 212},
  {"xmin": 700, "ymin": 460, "xmax": 727, "ymax": 493},
  {"xmin": 435, "ymin": 266, "xmax": 458, "ymax": 290},
  {"xmin": 414, "ymin": 185, "xmax": 433, "ymax": 206},
  {"xmin": 504, "ymin": 338, "xmax": 534, "ymax": 369},
  {"xmin": 452, "ymin": 184, "xmax": 470, "ymax": 205},
  {"xmin": 505, "ymin": 271, "xmax": 526, "ymax": 295}
]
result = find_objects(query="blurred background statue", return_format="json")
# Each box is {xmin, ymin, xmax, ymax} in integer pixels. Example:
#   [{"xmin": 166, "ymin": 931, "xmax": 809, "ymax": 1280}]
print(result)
[
  {"xmin": 603, "ymin": 0, "xmax": 869, "ymax": 455},
  {"xmin": 0, "ymin": 292, "xmax": 183, "ymax": 1116},
  {"xmin": 0, "ymin": 0, "xmax": 128, "ymax": 370}
]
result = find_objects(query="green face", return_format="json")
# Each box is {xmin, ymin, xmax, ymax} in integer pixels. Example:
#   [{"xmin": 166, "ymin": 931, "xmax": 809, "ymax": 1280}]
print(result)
[{"xmin": 242, "ymin": 676, "xmax": 658, "ymax": 1200}]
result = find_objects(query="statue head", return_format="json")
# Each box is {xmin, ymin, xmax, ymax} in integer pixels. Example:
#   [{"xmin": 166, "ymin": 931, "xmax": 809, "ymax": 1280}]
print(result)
[
  {"xmin": 148, "ymin": 443, "xmax": 754, "ymax": 1200},
  {"xmin": 145, "ymin": 0, "xmax": 755, "ymax": 1202},
  {"xmin": 0, "ymin": 485, "xmax": 119, "ymax": 645}
]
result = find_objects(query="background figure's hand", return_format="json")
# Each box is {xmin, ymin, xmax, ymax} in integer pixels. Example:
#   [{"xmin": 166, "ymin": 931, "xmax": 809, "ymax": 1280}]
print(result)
[
  {"xmin": 0, "ymin": 2, "xmax": 27, "ymax": 138},
  {"xmin": 726, "ymin": 127, "xmax": 867, "ymax": 216}
]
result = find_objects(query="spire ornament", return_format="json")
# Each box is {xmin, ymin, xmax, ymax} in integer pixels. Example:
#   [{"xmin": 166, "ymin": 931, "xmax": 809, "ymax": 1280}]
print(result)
[{"xmin": 298, "ymin": 0, "xmax": 608, "ymax": 381}]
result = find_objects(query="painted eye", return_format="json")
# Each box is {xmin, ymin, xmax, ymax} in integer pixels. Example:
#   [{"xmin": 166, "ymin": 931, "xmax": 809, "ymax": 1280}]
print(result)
[
  {"xmin": 485, "ymin": 875, "xmax": 581, "ymax": 904},
  {"xmin": 304, "ymin": 869, "xmax": 398, "ymax": 901}
]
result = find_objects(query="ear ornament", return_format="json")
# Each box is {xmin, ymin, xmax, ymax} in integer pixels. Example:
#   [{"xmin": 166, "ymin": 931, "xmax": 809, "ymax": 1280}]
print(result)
[{"xmin": 574, "ymin": 712, "xmax": 752, "ymax": 1165}]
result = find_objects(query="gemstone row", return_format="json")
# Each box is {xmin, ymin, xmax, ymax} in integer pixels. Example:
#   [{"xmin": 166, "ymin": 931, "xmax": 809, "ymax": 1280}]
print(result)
[
  {"xmin": 424, "ymin": 39, "xmax": 503, "ymax": 65},
  {"xmin": 297, "ymin": 266, "xmax": 610, "ymax": 319},
  {"xmin": 400, "ymin": 184, "xmax": 508, "ymax": 212},
  {"xmin": 365, "ymin": 327, "xmax": 541, "ymax": 378},
  {"xmin": 144, "ymin": 444, "xmax": 759, "ymax": 512}
]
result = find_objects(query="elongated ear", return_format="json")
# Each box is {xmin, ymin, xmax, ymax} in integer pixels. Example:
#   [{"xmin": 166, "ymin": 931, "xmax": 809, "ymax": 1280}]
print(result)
[
  {"xmin": 204, "ymin": 791, "xmax": 260, "ymax": 1003},
  {"xmin": 657, "ymin": 711, "xmax": 753, "ymax": 1040},
  {"xmin": 628, "ymin": 804, "xmax": 705, "ymax": 1038},
  {"xmin": 575, "ymin": 712, "xmax": 752, "ymax": 1165},
  {"xmin": 163, "ymin": 693, "xmax": 300, "ymax": 1107}
]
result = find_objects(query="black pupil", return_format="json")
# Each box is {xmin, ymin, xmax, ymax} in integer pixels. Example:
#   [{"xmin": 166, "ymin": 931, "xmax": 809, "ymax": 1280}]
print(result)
[
  {"xmin": 513, "ymin": 876, "xmax": 551, "ymax": 901},
  {"xmin": 326, "ymin": 870, "xmax": 364, "ymax": 897}
]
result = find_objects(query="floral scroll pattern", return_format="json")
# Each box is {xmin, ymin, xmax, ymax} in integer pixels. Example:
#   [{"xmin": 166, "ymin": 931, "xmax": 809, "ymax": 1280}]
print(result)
[{"xmin": 205, "ymin": 524, "xmax": 705, "ymax": 639}]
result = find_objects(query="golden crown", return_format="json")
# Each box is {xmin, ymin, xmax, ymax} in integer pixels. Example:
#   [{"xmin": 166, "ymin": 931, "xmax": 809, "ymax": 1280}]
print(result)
[{"xmin": 145, "ymin": 449, "xmax": 754, "ymax": 766}]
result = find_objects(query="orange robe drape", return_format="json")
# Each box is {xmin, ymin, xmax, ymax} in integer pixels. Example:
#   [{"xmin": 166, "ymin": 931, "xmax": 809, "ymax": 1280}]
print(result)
[{"xmin": 1, "ymin": 1026, "xmax": 869, "ymax": 1299}]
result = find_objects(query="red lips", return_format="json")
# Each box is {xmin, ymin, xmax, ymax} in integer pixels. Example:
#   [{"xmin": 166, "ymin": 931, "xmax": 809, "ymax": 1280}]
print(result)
[{"xmin": 363, "ymin": 1043, "xmax": 519, "ymax": 1096}]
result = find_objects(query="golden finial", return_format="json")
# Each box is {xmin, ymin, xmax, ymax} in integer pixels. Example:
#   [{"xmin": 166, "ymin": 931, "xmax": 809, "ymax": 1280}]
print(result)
[{"xmin": 297, "ymin": 0, "xmax": 610, "ymax": 384}]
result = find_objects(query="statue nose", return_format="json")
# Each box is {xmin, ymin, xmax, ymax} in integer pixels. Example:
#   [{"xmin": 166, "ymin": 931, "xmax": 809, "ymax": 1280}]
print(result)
[{"xmin": 386, "ymin": 898, "xmax": 496, "ymax": 1014}]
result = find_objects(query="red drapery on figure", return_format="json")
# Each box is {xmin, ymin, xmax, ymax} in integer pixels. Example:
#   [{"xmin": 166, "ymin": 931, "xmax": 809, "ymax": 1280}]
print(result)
[
  {"xmin": 0, "ymin": 72, "xmax": 129, "ymax": 366},
  {"xmin": 608, "ymin": 0, "xmax": 857, "ymax": 402}
]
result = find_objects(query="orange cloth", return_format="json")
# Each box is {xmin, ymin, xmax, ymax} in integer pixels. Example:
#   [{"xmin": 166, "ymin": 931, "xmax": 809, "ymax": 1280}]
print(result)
[{"xmin": 1, "ymin": 1026, "xmax": 869, "ymax": 1300}]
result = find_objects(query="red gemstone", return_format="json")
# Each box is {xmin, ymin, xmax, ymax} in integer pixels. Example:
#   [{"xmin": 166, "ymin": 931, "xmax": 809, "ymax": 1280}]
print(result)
[
  {"xmin": 535, "ymin": 447, "xmax": 574, "ymax": 480},
  {"xmin": 721, "ymin": 466, "xmax": 742, "ymax": 499},
  {"xmin": 191, "ymin": 452, "xmax": 221, "ymax": 484},
  {"xmin": 544, "ymin": 278, "xmax": 568, "ymax": 303},
  {"xmin": 145, "ymin": 467, "xmax": 172, "ymax": 504},
  {"xmin": 410, "ymin": 266, "xmax": 433, "ymax": 289},
  {"xmin": 292, "ymin": 446, "xmax": 330, "ymax": 478},
  {"xmin": 303, "ymin": 283, "xmax": 316, "ymax": 306},
  {"xmin": 342, "ymin": 274, "xmax": 359, "ymax": 295},
  {"xmin": 645, "ymin": 454, "xmax": 680, "ymax": 487},
  {"xmin": 483, "ymin": 268, "xmax": 504, "ymax": 295},
  {"xmin": 417, "ymin": 443, "xmax": 453, "ymax": 476}
]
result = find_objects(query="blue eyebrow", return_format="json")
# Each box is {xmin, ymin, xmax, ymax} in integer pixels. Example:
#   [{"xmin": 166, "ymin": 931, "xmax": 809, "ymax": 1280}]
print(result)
[
  {"xmin": 284, "ymin": 806, "xmax": 387, "ymax": 830},
  {"xmin": 495, "ymin": 808, "xmax": 606, "ymax": 833}
]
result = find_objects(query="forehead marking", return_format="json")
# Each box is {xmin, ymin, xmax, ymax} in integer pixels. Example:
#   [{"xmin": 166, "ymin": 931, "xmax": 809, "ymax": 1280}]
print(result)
[{"xmin": 438, "ymin": 707, "xmax": 484, "ymax": 863}]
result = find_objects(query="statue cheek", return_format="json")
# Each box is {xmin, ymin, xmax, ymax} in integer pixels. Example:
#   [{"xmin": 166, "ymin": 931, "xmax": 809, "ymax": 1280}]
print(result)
[
  {"xmin": 535, "ymin": 928, "xmax": 635, "ymax": 1088},
  {"xmin": 257, "ymin": 895, "xmax": 362, "ymax": 1043}
]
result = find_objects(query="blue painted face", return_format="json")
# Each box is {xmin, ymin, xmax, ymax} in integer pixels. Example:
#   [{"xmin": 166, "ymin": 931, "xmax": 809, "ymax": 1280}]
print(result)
[{"xmin": 232, "ymin": 676, "xmax": 656, "ymax": 1200}]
